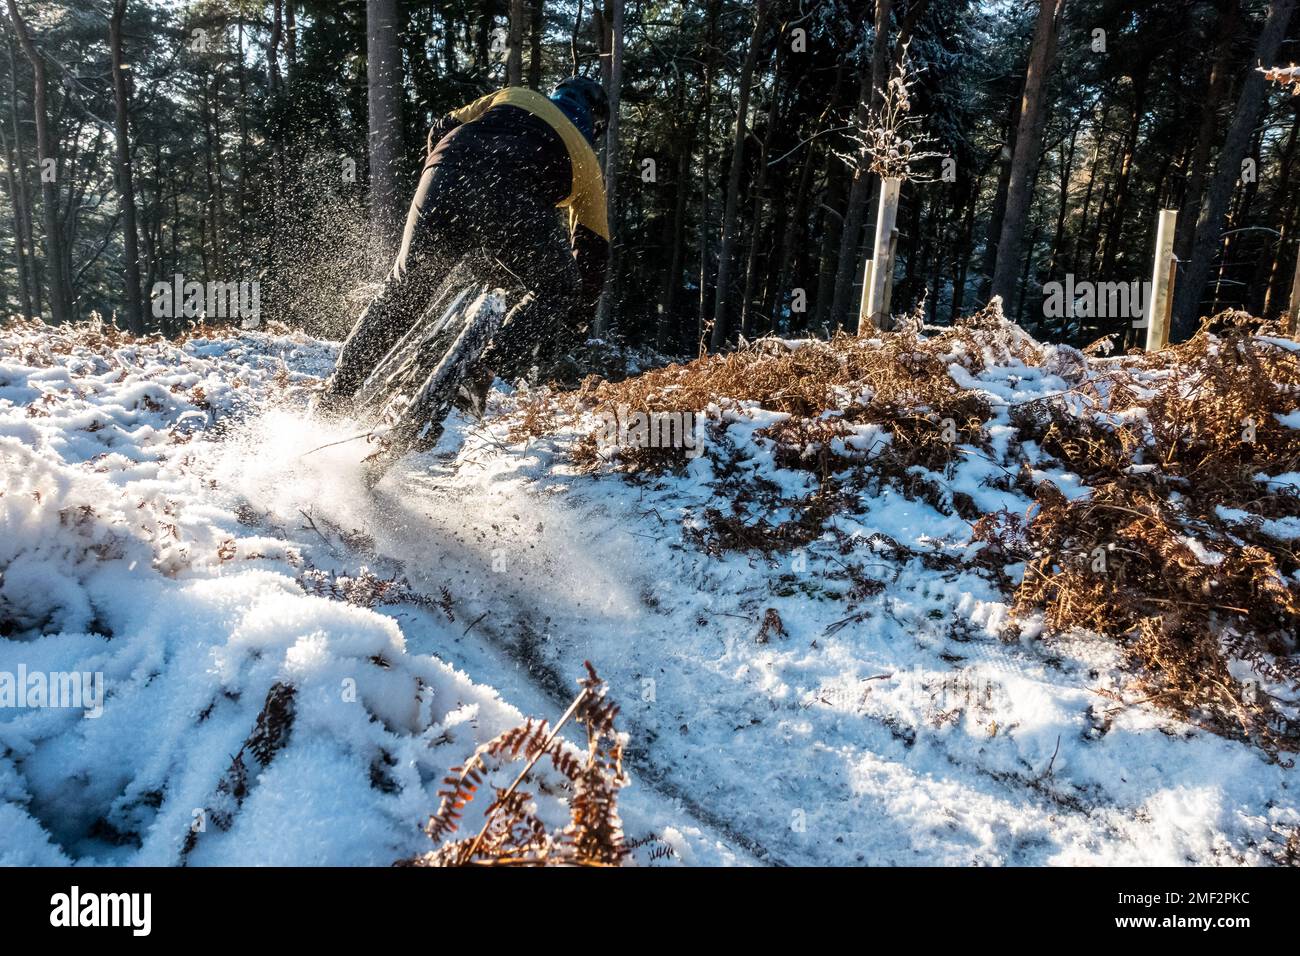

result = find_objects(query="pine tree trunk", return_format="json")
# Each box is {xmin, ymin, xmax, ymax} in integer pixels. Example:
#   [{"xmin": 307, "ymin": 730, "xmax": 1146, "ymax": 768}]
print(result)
[
  {"xmin": 1252, "ymin": 100, "xmax": 1300, "ymax": 313},
  {"xmin": 989, "ymin": 0, "xmax": 1064, "ymax": 307},
  {"xmin": 2, "ymin": 38, "xmax": 34, "ymax": 319},
  {"xmin": 709, "ymin": 0, "xmax": 771, "ymax": 350},
  {"xmin": 592, "ymin": 0, "xmax": 623, "ymax": 336},
  {"xmin": 109, "ymin": 0, "xmax": 144, "ymax": 334},
  {"xmin": 1098, "ymin": 66, "xmax": 1150, "ymax": 276},
  {"xmin": 978, "ymin": 94, "xmax": 1019, "ymax": 299},
  {"xmin": 269, "ymin": 0, "xmax": 283, "ymax": 91},
  {"xmin": 506, "ymin": 0, "xmax": 524, "ymax": 86},
  {"xmin": 13, "ymin": 101, "xmax": 38, "ymax": 316},
  {"xmin": 1174, "ymin": 0, "xmax": 1242, "ymax": 263},
  {"xmin": 444, "ymin": 7, "xmax": 457, "ymax": 74},
  {"xmin": 1047, "ymin": 119, "xmax": 1079, "ymax": 275},
  {"xmin": 740, "ymin": 47, "xmax": 782, "ymax": 338},
  {"xmin": 367, "ymin": 0, "xmax": 406, "ymax": 256},
  {"xmin": 1172, "ymin": 0, "xmax": 1294, "ymax": 338},
  {"xmin": 951, "ymin": 160, "xmax": 986, "ymax": 321},
  {"xmin": 475, "ymin": 0, "xmax": 499, "ymax": 73},
  {"xmin": 771, "ymin": 137, "xmax": 818, "ymax": 331},
  {"xmin": 1067, "ymin": 122, "xmax": 1101, "ymax": 276},
  {"xmin": 0, "ymin": 120, "xmax": 33, "ymax": 319},
  {"xmin": 696, "ymin": 0, "xmax": 722, "ymax": 339},
  {"xmin": 813, "ymin": 156, "xmax": 848, "ymax": 332},
  {"xmin": 1264, "ymin": 197, "xmax": 1300, "ymax": 316},
  {"xmin": 237, "ymin": 18, "xmax": 249, "ymax": 269},
  {"xmin": 1213, "ymin": 129, "xmax": 1262, "ymax": 310},
  {"xmin": 1084, "ymin": 134, "xmax": 1125, "ymax": 275},
  {"xmin": 201, "ymin": 81, "xmax": 218, "ymax": 282},
  {"xmin": 285, "ymin": 0, "xmax": 297, "ymax": 79},
  {"xmin": 658, "ymin": 80, "xmax": 697, "ymax": 342},
  {"xmin": 6, "ymin": 0, "xmax": 71, "ymax": 323},
  {"xmin": 528, "ymin": 0, "xmax": 543, "ymax": 89}
]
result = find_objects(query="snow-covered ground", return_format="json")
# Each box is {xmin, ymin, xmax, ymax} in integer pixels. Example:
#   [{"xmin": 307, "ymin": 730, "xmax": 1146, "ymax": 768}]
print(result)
[{"xmin": 1, "ymin": 319, "xmax": 1296, "ymax": 866}]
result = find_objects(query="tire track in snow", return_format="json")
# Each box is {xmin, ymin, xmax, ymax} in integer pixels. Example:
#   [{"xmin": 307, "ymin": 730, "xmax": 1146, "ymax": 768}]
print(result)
[{"xmin": 362, "ymin": 480, "xmax": 789, "ymax": 865}]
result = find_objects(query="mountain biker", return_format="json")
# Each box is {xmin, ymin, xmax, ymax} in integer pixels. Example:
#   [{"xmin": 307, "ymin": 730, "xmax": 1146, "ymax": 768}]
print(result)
[{"xmin": 317, "ymin": 76, "xmax": 610, "ymax": 414}]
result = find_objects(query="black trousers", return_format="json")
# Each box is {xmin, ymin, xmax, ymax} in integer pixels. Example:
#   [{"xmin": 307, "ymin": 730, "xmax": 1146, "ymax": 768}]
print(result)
[{"xmin": 325, "ymin": 151, "xmax": 583, "ymax": 401}]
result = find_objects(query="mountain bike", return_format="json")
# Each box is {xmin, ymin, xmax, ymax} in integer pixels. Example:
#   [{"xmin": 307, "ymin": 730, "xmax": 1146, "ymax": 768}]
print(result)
[{"xmin": 338, "ymin": 258, "xmax": 532, "ymax": 485}]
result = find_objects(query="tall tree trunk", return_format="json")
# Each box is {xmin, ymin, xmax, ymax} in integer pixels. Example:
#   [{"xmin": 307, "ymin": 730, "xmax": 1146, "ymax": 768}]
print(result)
[
  {"xmin": 201, "ymin": 79, "xmax": 220, "ymax": 281},
  {"xmin": 443, "ymin": 6, "xmax": 457, "ymax": 74},
  {"xmin": 1047, "ymin": 118, "xmax": 1079, "ymax": 274},
  {"xmin": 901, "ymin": 190, "xmax": 925, "ymax": 308},
  {"xmin": 1252, "ymin": 99, "xmax": 1300, "ymax": 312},
  {"xmin": 740, "ymin": 45, "xmax": 782, "ymax": 338},
  {"xmin": 0, "ymin": 120, "xmax": 33, "ymax": 318},
  {"xmin": 269, "ymin": 0, "xmax": 283, "ymax": 92},
  {"xmin": 1098, "ymin": 66, "xmax": 1150, "ymax": 276},
  {"xmin": 1084, "ymin": 132, "xmax": 1125, "ymax": 275},
  {"xmin": 475, "ymin": 0, "xmax": 499, "ymax": 73},
  {"xmin": 506, "ymin": 0, "xmax": 524, "ymax": 86},
  {"xmin": 109, "ymin": 0, "xmax": 143, "ymax": 333},
  {"xmin": 1067, "ymin": 111, "xmax": 1103, "ymax": 276},
  {"xmin": 171, "ymin": 169, "xmax": 180, "ymax": 326},
  {"xmin": 659, "ymin": 76, "xmax": 697, "ymax": 341},
  {"xmin": 237, "ymin": 17, "xmax": 249, "ymax": 268},
  {"xmin": 709, "ymin": 0, "xmax": 771, "ymax": 350},
  {"xmin": 213, "ymin": 71, "xmax": 227, "ymax": 273},
  {"xmin": 771, "ymin": 139, "xmax": 818, "ymax": 330},
  {"xmin": 2, "ymin": 39, "xmax": 34, "ymax": 318},
  {"xmin": 592, "ymin": 0, "xmax": 623, "ymax": 335},
  {"xmin": 527, "ymin": 0, "xmax": 543, "ymax": 89},
  {"xmin": 658, "ymin": 139, "xmax": 691, "ymax": 347},
  {"xmin": 696, "ymin": 0, "xmax": 721, "ymax": 338},
  {"xmin": 367, "ymin": 0, "xmax": 405, "ymax": 255},
  {"xmin": 1212, "ymin": 128, "xmax": 1263, "ymax": 310},
  {"xmin": 10, "ymin": 47, "xmax": 38, "ymax": 317},
  {"xmin": 6, "ymin": 0, "xmax": 70, "ymax": 323},
  {"xmin": 978, "ymin": 97, "xmax": 1019, "ymax": 297},
  {"xmin": 1175, "ymin": 0, "xmax": 1242, "ymax": 263},
  {"xmin": 926, "ymin": 200, "xmax": 950, "ymax": 315},
  {"xmin": 1264, "ymin": 195, "xmax": 1300, "ymax": 316},
  {"xmin": 952, "ymin": 158, "xmax": 989, "ymax": 320},
  {"xmin": 990, "ymin": 0, "xmax": 1064, "ymax": 307},
  {"xmin": 1173, "ymin": 0, "xmax": 1295, "ymax": 338},
  {"xmin": 141, "ymin": 143, "xmax": 161, "ymax": 291},
  {"xmin": 814, "ymin": 157, "xmax": 848, "ymax": 332},
  {"xmin": 1016, "ymin": 222, "xmax": 1041, "ymax": 322},
  {"xmin": 285, "ymin": 0, "xmax": 297, "ymax": 80}
]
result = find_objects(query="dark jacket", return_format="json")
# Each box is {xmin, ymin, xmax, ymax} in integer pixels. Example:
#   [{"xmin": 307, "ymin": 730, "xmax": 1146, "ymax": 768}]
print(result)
[{"xmin": 427, "ymin": 88, "xmax": 609, "ymax": 311}]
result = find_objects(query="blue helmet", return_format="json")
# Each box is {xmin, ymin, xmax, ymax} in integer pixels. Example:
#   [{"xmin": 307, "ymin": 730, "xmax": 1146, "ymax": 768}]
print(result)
[{"xmin": 549, "ymin": 76, "xmax": 608, "ymax": 147}]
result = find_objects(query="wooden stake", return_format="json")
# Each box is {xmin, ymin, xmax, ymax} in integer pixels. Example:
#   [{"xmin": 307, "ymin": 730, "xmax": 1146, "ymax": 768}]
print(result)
[
  {"xmin": 858, "ymin": 259, "xmax": 874, "ymax": 333},
  {"xmin": 1144, "ymin": 208, "xmax": 1178, "ymax": 352},
  {"xmin": 859, "ymin": 176, "xmax": 901, "ymax": 333},
  {"xmin": 880, "ymin": 226, "xmax": 900, "ymax": 328}
]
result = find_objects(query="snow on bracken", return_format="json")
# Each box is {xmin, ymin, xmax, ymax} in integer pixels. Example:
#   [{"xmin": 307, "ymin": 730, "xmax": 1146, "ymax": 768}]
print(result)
[
  {"xmin": 0, "ymin": 319, "xmax": 730, "ymax": 866},
  {"xmin": 1, "ymin": 315, "xmax": 1298, "ymax": 866}
]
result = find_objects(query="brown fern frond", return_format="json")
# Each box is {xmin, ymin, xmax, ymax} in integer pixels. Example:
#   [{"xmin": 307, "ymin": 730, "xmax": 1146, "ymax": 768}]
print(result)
[{"xmin": 400, "ymin": 663, "xmax": 631, "ymax": 867}]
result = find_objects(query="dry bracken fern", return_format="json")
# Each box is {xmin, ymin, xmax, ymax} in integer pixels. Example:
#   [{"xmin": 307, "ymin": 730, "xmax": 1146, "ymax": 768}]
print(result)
[
  {"xmin": 399, "ymin": 662, "xmax": 629, "ymax": 867},
  {"xmin": 511, "ymin": 303, "xmax": 1300, "ymax": 755}
]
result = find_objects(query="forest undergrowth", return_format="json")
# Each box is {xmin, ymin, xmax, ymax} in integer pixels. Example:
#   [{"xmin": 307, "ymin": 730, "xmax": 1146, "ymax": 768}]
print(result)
[{"xmin": 513, "ymin": 300, "xmax": 1300, "ymax": 758}]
